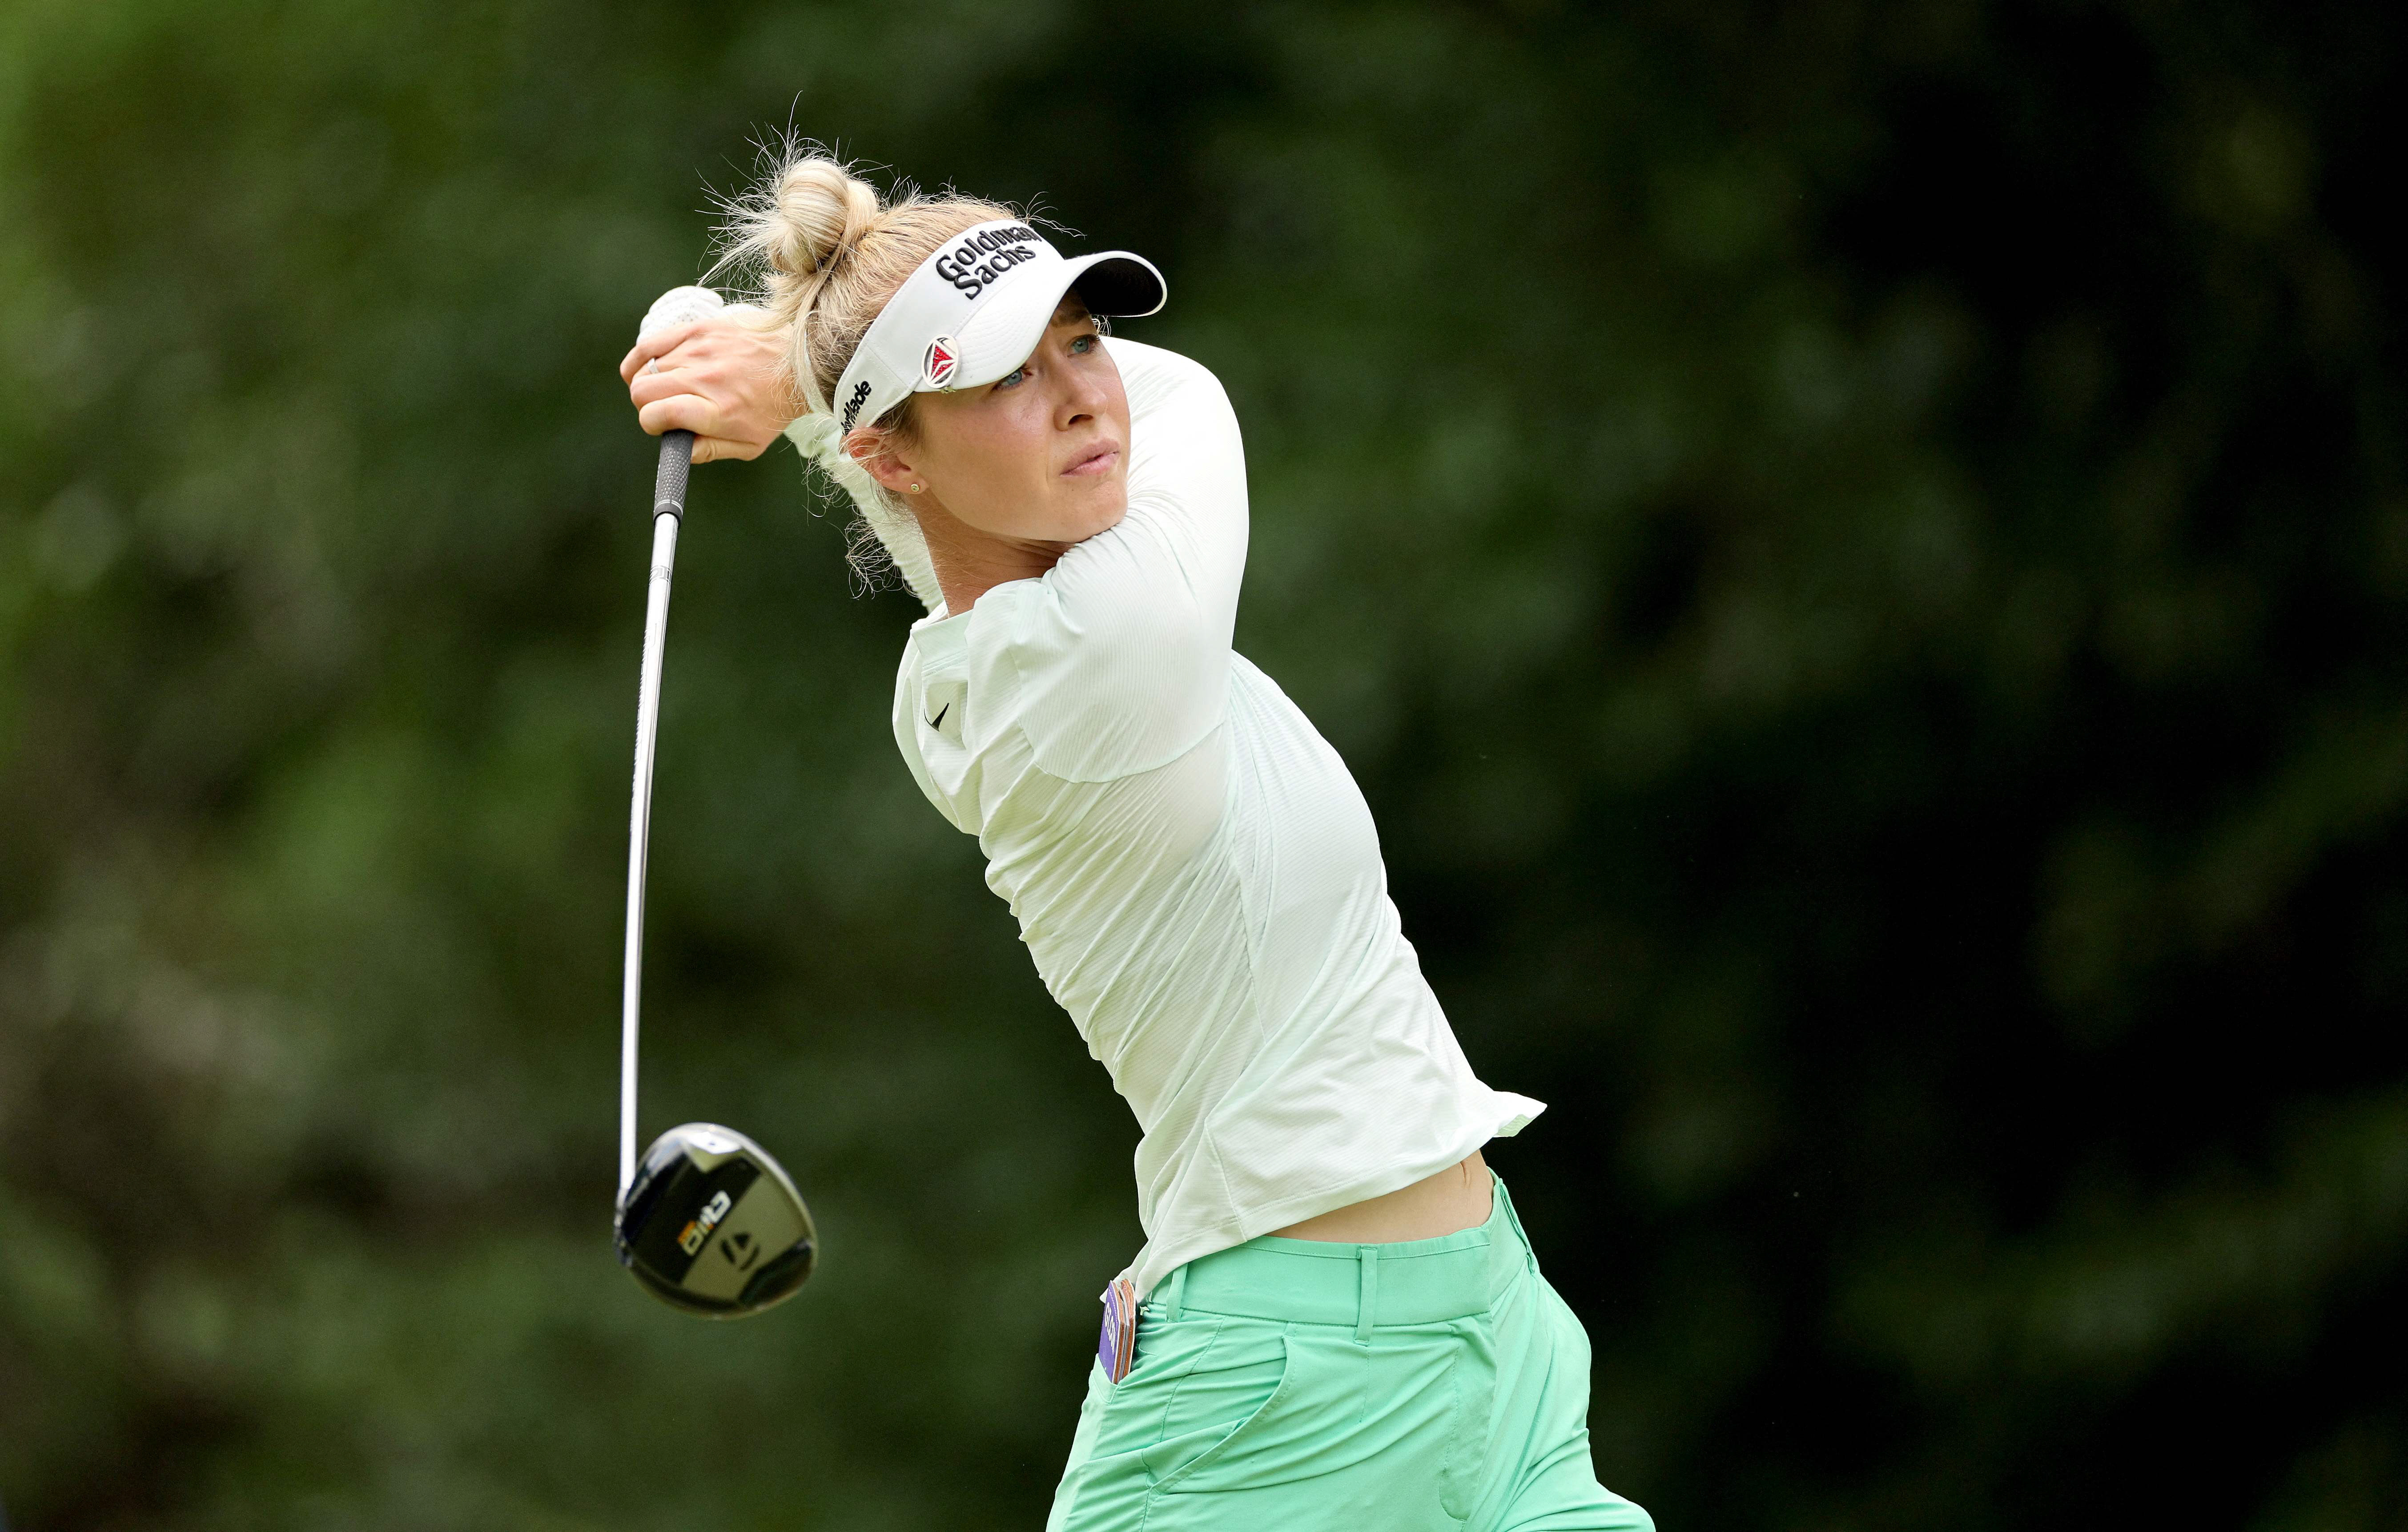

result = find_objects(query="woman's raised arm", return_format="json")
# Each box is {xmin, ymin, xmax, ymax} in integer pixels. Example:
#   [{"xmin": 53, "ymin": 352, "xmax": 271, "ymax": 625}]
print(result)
[{"xmin": 998, "ymin": 339, "xmax": 1250, "ymax": 784}]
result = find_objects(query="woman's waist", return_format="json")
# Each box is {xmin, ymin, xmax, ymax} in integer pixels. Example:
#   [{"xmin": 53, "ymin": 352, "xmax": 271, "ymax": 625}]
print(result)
[
  {"xmin": 1146, "ymin": 1169, "xmax": 1534, "ymax": 1329},
  {"xmin": 1266, "ymin": 1151, "xmax": 1491, "ymax": 1243}
]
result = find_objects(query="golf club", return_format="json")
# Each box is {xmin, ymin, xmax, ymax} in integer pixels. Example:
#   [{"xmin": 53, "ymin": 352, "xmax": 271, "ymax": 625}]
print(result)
[{"xmin": 611, "ymin": 284, "xmax": 816, "ymax": 1318}]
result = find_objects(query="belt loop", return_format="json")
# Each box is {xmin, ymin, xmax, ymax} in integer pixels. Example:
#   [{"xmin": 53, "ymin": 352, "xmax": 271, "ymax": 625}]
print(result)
[
  {"xmin": 1355, "ymin": 1246, "xmax": 1379, "ymax": 1345},
  {"xmin": 1493, "ymin": 1172, "xmax": 1538, "ymax": 1274},
  {"xmin": 1163, "ymin": 1263, "xmax": 1188, "ymax": 1323}
]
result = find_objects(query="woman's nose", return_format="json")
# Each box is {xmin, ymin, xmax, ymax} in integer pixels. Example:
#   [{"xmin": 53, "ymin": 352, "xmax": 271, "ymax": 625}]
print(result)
[{"xmin": 1060, "ymin": 369, "xmax": 1108, "ymax": 424}]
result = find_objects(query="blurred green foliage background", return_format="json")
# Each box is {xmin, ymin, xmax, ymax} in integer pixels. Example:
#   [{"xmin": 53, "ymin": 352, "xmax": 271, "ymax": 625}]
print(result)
[{"xmin": 3, "ymin": 0, "xmax": 2405, "ymax": 1527}]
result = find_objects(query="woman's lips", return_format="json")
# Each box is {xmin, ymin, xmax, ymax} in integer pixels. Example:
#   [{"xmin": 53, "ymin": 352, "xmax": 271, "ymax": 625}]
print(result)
[{"xmin": 1062, "ymin": 443, "xmax": 1121, "ymax": 478}]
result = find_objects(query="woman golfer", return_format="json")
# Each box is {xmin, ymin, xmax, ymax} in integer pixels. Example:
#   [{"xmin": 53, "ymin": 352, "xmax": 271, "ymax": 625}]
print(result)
[{"xmin": 622, "ymin": 156, "xmax": 1653, "ymax": 1532}]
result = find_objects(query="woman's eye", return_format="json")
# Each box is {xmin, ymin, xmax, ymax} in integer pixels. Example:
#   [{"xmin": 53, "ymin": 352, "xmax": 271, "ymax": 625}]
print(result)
[
  {"xmin": 1069, "ymin": 335, "xmax": 1096, "ymax": 354},
  {"xmin": 995, "ymin": 367, "xmax": 1027, "ymax": 390}
]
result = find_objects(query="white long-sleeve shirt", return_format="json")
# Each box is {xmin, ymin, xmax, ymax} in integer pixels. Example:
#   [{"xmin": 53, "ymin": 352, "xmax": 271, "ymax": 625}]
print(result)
[{"xmin": 891, "ymin": 338, "xmax": 1542, "ymax": 1297}]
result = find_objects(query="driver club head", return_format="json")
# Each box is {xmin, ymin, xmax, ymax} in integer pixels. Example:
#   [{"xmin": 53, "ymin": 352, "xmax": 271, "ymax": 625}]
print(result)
[{"xmin": 614, "ymin": 1123, "xmax": 816, "ymax": 1318}]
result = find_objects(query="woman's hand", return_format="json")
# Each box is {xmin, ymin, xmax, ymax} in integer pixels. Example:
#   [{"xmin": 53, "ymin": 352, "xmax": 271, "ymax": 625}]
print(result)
[{"xmin": 619, "ymin": 314, "xmax": 797, "ymax": 464}]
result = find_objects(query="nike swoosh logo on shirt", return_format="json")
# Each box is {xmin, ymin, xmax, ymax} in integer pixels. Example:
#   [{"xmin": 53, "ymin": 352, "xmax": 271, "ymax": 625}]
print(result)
[{"xmin": 928, "ymin": 703, "xmax": 950, "ymax": 730}]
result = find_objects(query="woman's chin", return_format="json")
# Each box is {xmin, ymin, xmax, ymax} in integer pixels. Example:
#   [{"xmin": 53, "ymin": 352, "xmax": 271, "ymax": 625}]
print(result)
[{"xmin": 1056, "ymin": 486, "xmax": 1130, "ymax": 544}]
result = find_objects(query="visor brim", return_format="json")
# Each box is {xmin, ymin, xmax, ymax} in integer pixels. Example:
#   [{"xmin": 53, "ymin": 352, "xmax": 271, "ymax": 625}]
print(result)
[
  {"xmin": 1065, "ymin": 252, "xmax": 1167, "ymax": 320},
  {"xmin": 943, "ymin": 250, "xmax": 1167, "ymax": 392}
]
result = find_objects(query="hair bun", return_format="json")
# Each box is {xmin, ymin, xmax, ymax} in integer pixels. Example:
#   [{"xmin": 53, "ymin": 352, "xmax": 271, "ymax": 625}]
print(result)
[
  {"xmin": 765, "ymin": 157, "xmax": 880, "ymax": 278},
  {"xmin": 709, "ymin": 143, "xmax": 1021, "ymax": 610}
]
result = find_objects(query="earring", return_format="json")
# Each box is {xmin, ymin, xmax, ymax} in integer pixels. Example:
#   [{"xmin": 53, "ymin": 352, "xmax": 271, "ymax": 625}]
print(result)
[{"xmin": 908, "ymin": 482, "xmax": 923, "ymax": 493}]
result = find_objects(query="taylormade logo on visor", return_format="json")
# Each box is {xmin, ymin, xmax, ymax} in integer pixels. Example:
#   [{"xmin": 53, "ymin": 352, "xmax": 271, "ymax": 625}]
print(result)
[{"xmin": 936, "ymin": 224, "xmax": 1044, "ymax": 299}]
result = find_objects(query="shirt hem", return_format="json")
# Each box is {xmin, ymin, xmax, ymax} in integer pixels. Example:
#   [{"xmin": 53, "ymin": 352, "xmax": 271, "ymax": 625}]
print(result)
[{"xmin": 1111, "ymin": 1091, "xmax": 1546, "ymax": 1300}]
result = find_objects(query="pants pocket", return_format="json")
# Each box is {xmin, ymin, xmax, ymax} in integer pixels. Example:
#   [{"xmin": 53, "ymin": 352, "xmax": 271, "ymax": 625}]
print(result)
[
  {"xmin": 1142, "ymin": 1321, "xmax": 1295, "ymax": 1492},
  {"xmin": 1439, "ymin": 1317, "xmax": 1497, "ymax": 1520},
  {"xmin": 1148, "ymin": 1326, "xmax": 1476, "ymax": 1530}
]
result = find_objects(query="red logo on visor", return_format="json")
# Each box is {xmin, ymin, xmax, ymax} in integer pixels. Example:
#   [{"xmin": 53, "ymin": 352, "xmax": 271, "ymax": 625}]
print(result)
[{"xmin": 923, "ymin": 336, "xmax": 960, "ymax": 390}]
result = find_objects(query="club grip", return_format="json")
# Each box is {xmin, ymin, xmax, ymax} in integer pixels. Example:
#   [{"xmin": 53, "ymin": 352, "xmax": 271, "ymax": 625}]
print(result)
[{"xmin": 653, "ymin": 429, "xmax": 695, "ymax": 519}]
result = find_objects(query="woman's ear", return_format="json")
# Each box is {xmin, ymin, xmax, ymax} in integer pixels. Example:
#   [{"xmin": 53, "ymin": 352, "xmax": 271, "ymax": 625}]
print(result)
[{"xmin": 844, "ymin": 426, "xmax": 921, "ymax": 496}]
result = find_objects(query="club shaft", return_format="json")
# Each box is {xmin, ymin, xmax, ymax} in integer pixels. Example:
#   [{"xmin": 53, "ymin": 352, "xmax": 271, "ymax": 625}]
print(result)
[{"xmin": 621, "ymin": 429, "xmax": 694, "ymax": 1199}]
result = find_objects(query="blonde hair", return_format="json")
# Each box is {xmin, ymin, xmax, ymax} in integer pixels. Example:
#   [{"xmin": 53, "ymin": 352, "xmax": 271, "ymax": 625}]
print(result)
[
  {"xmin": 712, "ymin": 148, "xmax": 1016, "ymax": 605},
  {"xmin": 716, "ymin": 150, "xmax": 1016, "ymax": 428}
]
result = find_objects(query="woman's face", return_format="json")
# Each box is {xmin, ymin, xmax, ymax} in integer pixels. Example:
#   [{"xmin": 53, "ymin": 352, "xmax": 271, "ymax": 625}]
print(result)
[{"xmin": 854, "ymin": 302, "xmax": 1130, "ymax": 549}]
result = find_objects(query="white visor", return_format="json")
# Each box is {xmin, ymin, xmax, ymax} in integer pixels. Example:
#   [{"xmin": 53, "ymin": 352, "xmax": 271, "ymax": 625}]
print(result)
[{"xmin": 829, "ymin": 219, "xmax": 1165, "ymax": 434}]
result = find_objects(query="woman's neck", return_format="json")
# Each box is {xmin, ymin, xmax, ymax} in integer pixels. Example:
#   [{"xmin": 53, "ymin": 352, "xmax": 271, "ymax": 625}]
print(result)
[{"xmin": 915, "ymin": 496, "xmax": 1068, "ymax": 613}]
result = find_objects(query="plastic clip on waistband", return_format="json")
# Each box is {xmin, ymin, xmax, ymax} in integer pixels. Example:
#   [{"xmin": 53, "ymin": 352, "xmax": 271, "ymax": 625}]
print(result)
[{"xmin": 1097, "ymin": 1277, "xmax": 1139, "ymax": 1383}]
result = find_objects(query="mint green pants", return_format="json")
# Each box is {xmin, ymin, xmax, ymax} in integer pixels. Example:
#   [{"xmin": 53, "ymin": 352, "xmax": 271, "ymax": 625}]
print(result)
[{"xmin": 1045, "ymin": 1177, "xmax": 1653, "ymax": 1532}]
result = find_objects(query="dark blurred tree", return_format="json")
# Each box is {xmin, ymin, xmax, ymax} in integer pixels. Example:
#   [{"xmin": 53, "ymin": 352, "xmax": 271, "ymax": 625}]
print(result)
[{"xmin": 2, "ymin": 0, "xmax": 2403, "ymax": 1528}]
